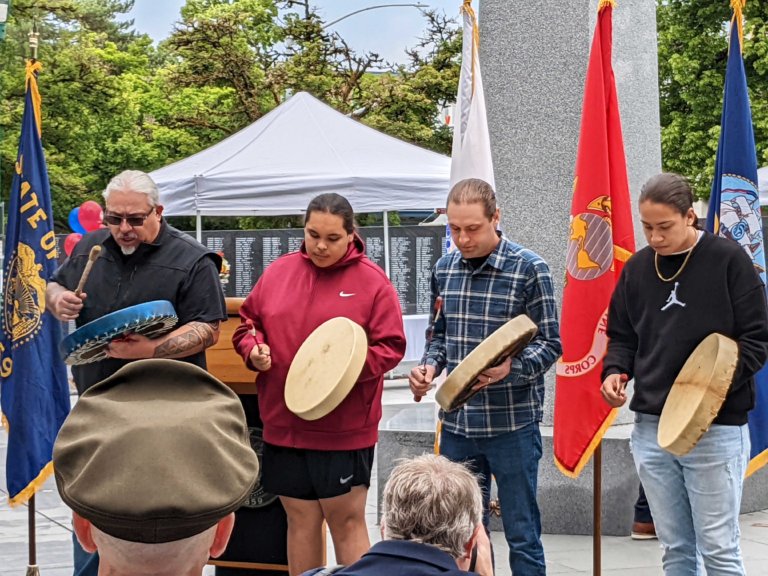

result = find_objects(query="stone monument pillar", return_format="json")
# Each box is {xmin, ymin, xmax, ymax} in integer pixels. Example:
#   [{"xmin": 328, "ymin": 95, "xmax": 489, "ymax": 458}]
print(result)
[
  {"xmin": 480, "ymin": 0, "xmax": 660, "ymax": 421},
  {"xmin": 480, "ymin": 0, "xmax": 659, "ymax": 535}
]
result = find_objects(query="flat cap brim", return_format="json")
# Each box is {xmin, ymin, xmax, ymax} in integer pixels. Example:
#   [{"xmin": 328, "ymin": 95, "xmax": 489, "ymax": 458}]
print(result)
[{"xmin": 54, "ymin": 359, "xmax": 258, "ymax": 543}]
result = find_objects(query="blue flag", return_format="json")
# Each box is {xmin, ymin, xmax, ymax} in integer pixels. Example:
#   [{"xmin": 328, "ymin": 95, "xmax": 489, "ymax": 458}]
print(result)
[
  {"xmin": 1, "ymin": 61, "xmax": 70, "ymax": 505},
  {"xmin": 705, "ymin": 13, "xmax": 768, "ymax": 477}
]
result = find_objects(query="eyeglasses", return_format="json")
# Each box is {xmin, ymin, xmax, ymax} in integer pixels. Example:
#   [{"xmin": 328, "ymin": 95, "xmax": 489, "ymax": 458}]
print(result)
[{"xmin": 103, "ymin": 208, "xmax": 155, "ymax": 227}]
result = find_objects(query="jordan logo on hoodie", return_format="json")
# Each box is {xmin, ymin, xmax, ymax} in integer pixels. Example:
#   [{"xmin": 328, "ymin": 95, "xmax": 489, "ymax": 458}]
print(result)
[{"xmin": 661, "ymin": 282, "xmax": 686, "ymax": 311}]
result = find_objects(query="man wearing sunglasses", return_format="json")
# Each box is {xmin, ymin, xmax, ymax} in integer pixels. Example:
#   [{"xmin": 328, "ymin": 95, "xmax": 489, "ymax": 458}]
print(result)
[
  {"xmin": 47, "ymin": 169, "xmax": 228, "ymax": 575},
  {"xmin": 47, "ymin": 169, "xmax": 227, "ymax": 395}
]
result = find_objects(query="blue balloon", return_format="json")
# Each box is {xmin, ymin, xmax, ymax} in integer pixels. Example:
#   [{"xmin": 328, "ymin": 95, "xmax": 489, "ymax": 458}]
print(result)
[{"xmin": 68, "ymin": 207, "xmax": 86, "ymax": 234}]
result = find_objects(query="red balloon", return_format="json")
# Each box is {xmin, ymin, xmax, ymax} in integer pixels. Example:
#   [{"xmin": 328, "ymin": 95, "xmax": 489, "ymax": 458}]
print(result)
[
  {"xmin": 64, "ymin": 233, "xmax": 82, "ymax": 256},
  {"xmin": 78, "ymin": 200, "xmax": 103, "ymax": 232}
]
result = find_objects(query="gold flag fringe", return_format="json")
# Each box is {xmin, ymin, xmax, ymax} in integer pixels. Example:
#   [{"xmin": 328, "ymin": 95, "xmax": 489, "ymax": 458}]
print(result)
[
  {"xmin": 461, "ymin": 0, "xmax": 481, "ymax": 98},
  {"xmin": 554, "ymin": 407, "xmax": 619, "ymax": 478},
  {"xmin": 25, "ymin": 60, "xmax": 43, "ymax": 137},
  {"xmin": 730, "ymin": 0, "xmax": 745, "ymax": 54},
  {"xmin": 8, "ymin": 461, "xmax": 55, "ymax": 507},
  {"xmin": 4, "ymin": 412, "xmax": 56, "ymax": 506},
  {"xmin": 746, "ymin": 449, "xmax": 768, "ymax": 478}
]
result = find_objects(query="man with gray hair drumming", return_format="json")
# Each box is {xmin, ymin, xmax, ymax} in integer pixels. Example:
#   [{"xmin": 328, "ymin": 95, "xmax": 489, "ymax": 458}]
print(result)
[
  {"xmin": 53, "ymin": 359, "xmax": 259, "ymax": 576},
  {"xmin": 47, "ymin": 169, "xmax": 227, "ymax": 396},
  {"xmin": 302, "ymin": 454, "xmax": 492, "ymax": 576}
]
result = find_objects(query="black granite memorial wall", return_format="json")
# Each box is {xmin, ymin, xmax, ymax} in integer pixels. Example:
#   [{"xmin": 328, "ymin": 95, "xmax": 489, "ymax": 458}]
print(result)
[
  {"xmin": 199, "ymin": 226, "xmax": 446, "ymax": 316},
  {"xmin": 55, "ymin": 226, "xmax": 447, "ymax": 316}
]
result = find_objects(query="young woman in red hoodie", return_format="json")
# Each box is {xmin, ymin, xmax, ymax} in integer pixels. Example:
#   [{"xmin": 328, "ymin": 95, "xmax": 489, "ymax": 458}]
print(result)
[{"xmin": 233, "ymin": 193, "xmax": 406, "ymax": 575}]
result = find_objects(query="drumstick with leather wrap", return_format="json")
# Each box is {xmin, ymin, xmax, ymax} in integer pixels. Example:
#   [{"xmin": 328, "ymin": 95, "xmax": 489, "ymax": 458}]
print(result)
[
  {"xmin": 416, "ymin": 296, "xmax": 443, "ymax": 402},
  {"xmin": 74, "ymin": 246, "xmax": 101, "ymax": 298}
]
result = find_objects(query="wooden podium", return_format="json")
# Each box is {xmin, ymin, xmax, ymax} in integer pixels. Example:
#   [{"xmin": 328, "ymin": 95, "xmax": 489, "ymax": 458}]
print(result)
[{"xmin": 206, "ymin": 298, "xmax": 258, "ymax": 395}]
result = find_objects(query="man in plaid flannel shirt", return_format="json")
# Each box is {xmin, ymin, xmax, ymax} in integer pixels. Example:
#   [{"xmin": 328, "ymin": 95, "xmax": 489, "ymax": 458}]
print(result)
[{"xmin": 409, "ymin": 178, "xmax": 562, "ymax": 576}]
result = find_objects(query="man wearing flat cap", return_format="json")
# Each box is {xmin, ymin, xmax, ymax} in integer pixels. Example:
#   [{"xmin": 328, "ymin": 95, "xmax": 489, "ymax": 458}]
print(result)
[{"xmin": 53, "ymin": 359, "xmax": 258, "ymax": 576}]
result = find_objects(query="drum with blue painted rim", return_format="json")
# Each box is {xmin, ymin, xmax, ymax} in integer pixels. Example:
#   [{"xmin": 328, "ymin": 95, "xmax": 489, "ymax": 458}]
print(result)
[{"xmin": 59, "ymin": 300, "xmax": 178, "ymax": 365}]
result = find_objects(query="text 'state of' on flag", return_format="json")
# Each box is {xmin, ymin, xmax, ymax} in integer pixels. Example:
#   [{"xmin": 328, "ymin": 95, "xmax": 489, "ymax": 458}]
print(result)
[
  {"xmin": 705, "ymin": 0, "xmax": 768, "ymax": 477},
  {"xmin": 0, "ymin": 60, "xmax": 71, "ymax": 506},
  {"xmin": 553, "ymin": 0, "xmax": 635, "ymax": 478}
]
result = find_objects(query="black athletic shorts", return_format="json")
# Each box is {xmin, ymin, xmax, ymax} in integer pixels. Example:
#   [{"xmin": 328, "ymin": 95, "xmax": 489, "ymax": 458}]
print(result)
[{"xmin": 261, "ymin": 443, "xmax": 375, "ymax": 500}]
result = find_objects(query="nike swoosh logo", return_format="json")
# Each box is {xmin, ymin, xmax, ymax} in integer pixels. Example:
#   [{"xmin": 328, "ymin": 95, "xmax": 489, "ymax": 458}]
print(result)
[
  {"xmin": 339, "ymin": 474, "xmax": 354, "ymax": 484},
  {"xmin": 339, "ymin": 291, "xmax": 356, "ymax": 297}
]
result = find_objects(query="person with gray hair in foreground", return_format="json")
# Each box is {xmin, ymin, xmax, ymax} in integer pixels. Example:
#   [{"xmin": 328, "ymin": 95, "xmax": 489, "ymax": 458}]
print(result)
[
  {"xmin": 53, "ymin": 359, "xmax": 259, "ymax": 576},
  {"xmin": 302, "ymin": 454, "xmax": 492, "ymax": 576}
]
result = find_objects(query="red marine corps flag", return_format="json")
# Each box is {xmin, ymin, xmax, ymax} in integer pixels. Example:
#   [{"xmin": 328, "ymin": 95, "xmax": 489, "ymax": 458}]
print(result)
[{"xmin": 553, "ymin": 0, "xmax": 635, "ymax": 477}]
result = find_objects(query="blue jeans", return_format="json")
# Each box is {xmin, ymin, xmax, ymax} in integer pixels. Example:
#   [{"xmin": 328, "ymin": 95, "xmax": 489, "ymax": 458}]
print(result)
[
  {"xmin": 631, "ymin": 413, "xmax": 749, "ymax": 576},
  {"xmin": 441, "ymin": 423, "xmax": 545, "ymax": 576},
  {"xmin": 634, "ymin": 483, "xmax": 653, "ymax": 524}
]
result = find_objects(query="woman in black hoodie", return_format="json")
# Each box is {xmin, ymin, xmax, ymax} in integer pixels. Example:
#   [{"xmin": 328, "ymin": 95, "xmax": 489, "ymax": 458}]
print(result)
[{"xmin": 601, "ymin": 172, "xmax": 768, "ymax": 576}]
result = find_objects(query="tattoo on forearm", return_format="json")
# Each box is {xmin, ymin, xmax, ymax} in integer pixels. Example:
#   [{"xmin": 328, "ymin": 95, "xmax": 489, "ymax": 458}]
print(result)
[{"xmin": 153, "ymin": 321, "xmax": 219, "ymax": 358}]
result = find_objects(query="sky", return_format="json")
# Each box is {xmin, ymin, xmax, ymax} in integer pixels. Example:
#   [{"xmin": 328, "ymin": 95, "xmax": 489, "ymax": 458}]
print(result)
[{"xmin": 123, "ymin": 0, "xmax": 461, "ymax": 65}]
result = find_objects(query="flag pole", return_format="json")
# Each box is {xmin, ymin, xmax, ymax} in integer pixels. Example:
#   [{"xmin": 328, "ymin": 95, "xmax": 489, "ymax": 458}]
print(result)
[
  {"xmin": 26, "ymin": 21, "xmax": 42, "ymax": 576},
  {"xmin": 593, "ymin": 444, "xmax": 602, "ymax": 576},
  {"xmin": 27, "ymin": 494, "xmax": 39, "ymax": 575}
]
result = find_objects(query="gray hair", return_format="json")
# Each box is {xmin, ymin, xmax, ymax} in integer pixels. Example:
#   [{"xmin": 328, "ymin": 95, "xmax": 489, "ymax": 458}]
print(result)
[
  {"xmin": 102, "ymin": 170, "xmax": 160, "ymax": 207},
  {"xmin": 91, "ymin": 524, "xmax": 216, "ymax": 575},
  {"xmin": 382, "ymin": 454, "xmax": 483, "ymax": 559}
]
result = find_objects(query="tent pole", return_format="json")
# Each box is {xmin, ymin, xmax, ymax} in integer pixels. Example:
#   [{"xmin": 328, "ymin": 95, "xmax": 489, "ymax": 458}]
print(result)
[
  {"xmin": 382, "ymin": 211, "xmax": 391, "ymax": 279},
  {"xmin": 196, "ymin": 211, "xmax": 202, "ymax": 243},
  {"xmin": 383, "ymin": 210, "xmax": 394, "ymax": 380}
]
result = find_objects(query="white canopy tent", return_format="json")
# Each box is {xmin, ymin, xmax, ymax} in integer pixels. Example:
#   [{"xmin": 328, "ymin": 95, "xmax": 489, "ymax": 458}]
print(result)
[
  {"xmin": 151, "ymin": 91, "xmax": 451, "ymax": 219},
  {"xmin": 150, "ymin": 92, "xmax": 449, "ymax": 361},
  {"xmin": 760, "ymin": 166, "xmax": 768, "ymax": 205}
]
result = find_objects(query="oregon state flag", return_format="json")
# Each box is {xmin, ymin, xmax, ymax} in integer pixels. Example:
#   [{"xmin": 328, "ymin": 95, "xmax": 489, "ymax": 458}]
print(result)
[
  {"xmin": 705, "ymin": 1, "xmax": 768, "ymax": 477},
  {"xmin": 1, "ymin": 61, "xmax": 70, "ymax": 505},
  {"xmin": 553, "ymin": 0, "xmax": 635, "ymax": 478}
]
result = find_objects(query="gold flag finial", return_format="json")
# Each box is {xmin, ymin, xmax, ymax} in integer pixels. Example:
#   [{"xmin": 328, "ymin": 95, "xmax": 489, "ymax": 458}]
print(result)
[{"xmin": 598, "ymin": 0, "xmax": 616, "ymax": 11}]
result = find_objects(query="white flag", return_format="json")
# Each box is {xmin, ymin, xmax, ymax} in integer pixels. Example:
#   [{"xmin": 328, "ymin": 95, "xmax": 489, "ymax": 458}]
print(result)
[
  {"xmin": 450, "ymin": 1, "xmax": 495, "ymax": 190},
  {"xmin": 445, "ymin": 1, "xmax": 496, "ymax": 252}
]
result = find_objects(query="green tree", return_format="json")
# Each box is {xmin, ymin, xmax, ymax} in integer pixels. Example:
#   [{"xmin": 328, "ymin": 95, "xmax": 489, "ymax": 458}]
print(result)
[
  {"xmin": 356, "ymin": 9, "xmax": 460, "ymax": 154},
  {"xmin": 163, "ymin": 1, "xmax": 460, "ymax": 154},
  {"xmin": 165, "ymin": 0, "xmax": 281, "ymax": 123},
  {"xmin": 657, "ymin": 0, "xmax": 768, "ymax": 199},
  {"xmin": 0, "ymin": 0, "xmax": 235, "ymax": 228},
  {"xmin": 0, "ymin": 0, "xmax": 159, "ymax": 226}
]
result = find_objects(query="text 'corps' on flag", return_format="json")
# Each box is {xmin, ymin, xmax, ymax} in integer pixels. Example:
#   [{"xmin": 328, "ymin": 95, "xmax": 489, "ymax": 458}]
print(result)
[
  {"xmin": 705, "ymin": 0, "xmax": 768, "ymax": 477},
  {"xmin": 553, "ymin": 0, "xmax": 635, "ymax": 478},
  {"xmin": 0, "ymin": 61, "xmax": 70, "ymax": 505},
  {"xmin": 446, "ymin": 0, "xmax": 495, "ymax": 253}
]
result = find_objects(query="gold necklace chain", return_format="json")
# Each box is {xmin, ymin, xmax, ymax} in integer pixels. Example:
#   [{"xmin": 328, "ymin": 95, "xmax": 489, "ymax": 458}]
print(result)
[{"xmin": 654, "ymin": 246, "xmax": 694, "ymax": 282}]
